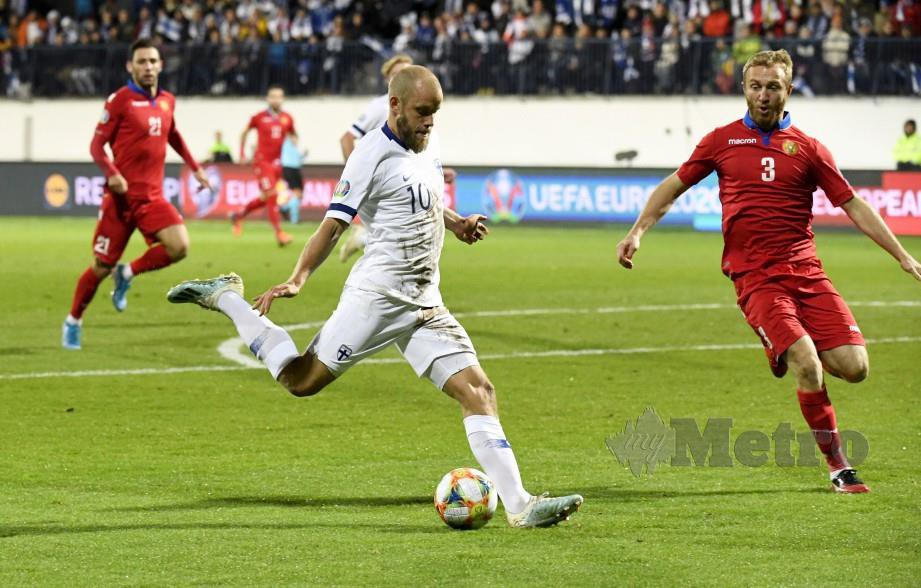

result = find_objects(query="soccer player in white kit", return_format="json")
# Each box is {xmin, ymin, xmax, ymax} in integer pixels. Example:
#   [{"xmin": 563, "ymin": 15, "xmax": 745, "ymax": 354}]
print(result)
[
  {"xmin": 337, "ymin": 54, "xmax": 410, "ymax": 263},
  {"xmin": 167, "ymin": 66, "xmax": 583, "ymax": 528}
]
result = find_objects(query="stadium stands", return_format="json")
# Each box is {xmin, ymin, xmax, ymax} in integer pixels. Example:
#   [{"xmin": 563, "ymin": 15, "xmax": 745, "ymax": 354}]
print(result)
[{"xmin": 1, "ymin": 0, "xmax": 919, "ymax": 97}]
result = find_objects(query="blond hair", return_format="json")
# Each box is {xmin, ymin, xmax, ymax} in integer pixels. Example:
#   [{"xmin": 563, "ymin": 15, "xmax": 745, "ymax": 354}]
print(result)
[
  {"xmin": 381, "ymin": 54, "xmax": 413, "ymax": 78},
  {"xmin": 742, "ymin": 49, "xmax": 794, "ymax": 83}
]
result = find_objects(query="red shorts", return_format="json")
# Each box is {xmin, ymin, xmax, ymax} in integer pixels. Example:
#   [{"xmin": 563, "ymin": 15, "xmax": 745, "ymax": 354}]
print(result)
[
  {"xmin": 733, "ymin": 259, "xmax": 865, "ymax": 370},
  {"xmin": 254, "ymin": 161, "xmax": 281, "ymax": 194},
  {"xmin": 92, "ymin": 192, "xmax": 184, "ymax": 265}
]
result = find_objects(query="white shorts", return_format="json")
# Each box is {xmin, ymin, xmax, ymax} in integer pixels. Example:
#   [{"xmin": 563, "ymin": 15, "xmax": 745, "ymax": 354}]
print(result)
[{"xmin": 307, "ymin": 286, "xmax": 478, "ymax": 389}]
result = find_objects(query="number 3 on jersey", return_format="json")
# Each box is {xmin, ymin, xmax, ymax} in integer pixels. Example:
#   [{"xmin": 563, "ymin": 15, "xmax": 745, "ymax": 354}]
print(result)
[
  {"xmin": 148, "ymin": 116, "xmax": 162, "ymax": 136},
  {"xmin": 761, "ymin": 157, "xmax": 775, "ymax": 182}
]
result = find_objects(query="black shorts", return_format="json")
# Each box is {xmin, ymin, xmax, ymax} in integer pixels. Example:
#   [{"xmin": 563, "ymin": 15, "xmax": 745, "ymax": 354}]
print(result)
[{"xmin": 282, "ymin": 166, "xmax": 303, "ymax": 191}]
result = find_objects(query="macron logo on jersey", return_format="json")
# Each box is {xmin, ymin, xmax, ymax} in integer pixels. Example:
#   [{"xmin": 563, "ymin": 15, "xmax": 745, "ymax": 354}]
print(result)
[{"xmin": 728, "ymin": 138, "xmax": 758, "ymax": 145}]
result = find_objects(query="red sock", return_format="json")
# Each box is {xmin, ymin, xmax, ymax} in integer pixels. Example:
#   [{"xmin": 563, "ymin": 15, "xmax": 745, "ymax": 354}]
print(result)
[
  {"xmin": 797, "ymin": 387, "xmax": 850, "ymax": 472},
  {"xmin": 130, "ymin": 244, "xmax": 173, "ymax": 275},
  {"xmin": 240, "ymin": 197, "xmax": 266, "ymax": 218},
  {"xmin": 70, "ymin": 267, "xmax": 102, "ymax": 319},
  {"xmin": 266, "ymin": 195, "xmax": 282, "ymax": 234}
]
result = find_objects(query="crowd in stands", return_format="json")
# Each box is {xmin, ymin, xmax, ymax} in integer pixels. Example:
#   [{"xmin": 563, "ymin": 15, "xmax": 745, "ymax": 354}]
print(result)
[{"xmin": 2, "ymin": 0, "xmax": 920, "ymax": 97}]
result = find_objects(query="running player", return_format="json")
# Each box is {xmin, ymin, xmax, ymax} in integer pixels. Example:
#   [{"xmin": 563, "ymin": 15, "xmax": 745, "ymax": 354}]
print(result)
[
  {"xmin": 616, "ymin": 50, "xmax": 921, "ymax": 493},
  {"xmin": 232, "ymin": 85, "xmax": 297, "ymax": 246},
  {"xmin": 168, "ymin": 66, "xmax": 583, "ymax": 527},
  {"xmin": 62, "ymin": 38, "xmax": 210, "ymax": 350}
]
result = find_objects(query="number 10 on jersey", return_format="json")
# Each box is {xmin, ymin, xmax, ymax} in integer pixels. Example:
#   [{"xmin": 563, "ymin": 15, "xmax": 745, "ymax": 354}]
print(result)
[{"xmin": 407, "ymin": 184, "xmax": 433, "ymax": 213}]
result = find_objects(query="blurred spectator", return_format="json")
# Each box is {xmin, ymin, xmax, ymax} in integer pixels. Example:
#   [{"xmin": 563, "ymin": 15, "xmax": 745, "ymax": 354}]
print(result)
[
  {"xmin": 849, "ymin": 17, "xmax": 875, "ymax": 94},
  {"xmin": 894, "ymin": 119, "xmax": 921, "ymax": 170},
  {"xmin": 822, "ymin": 14, "xmax": 850, "ymax": 93},
  {"xmin": 207, "ymin": 130, "xmax": 234, "ymax": 163},
  {"xmin": 703, "ymin": 0, "xmax": 732, "ymax": 37},
  {"xmin": 529, "ymin": 0, "xmax": 552, "ymax": 38}
]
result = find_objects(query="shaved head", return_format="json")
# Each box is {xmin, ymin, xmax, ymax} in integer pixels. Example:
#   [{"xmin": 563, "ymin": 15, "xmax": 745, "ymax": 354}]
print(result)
[
  {"xmin": 388, "ymin": 65, "xmax": 442, "ymax": 106},
  {"xmin": 387, "ymin": 66, "xmax": 443, "ymax": 153}
]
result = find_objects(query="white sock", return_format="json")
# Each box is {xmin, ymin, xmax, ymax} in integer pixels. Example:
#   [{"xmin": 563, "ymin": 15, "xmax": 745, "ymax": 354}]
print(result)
[
  {"xmin": 121, "ymin": 264, "xmax": 134, "ymax": 280},
  {"xmin": 463, "ymin": 414, "xmax": 531, "ymax": 514},
  {"xmin": 216, "ymin": 291, "xmax": 299, "ymax": 379},
  {"xmin": 65, "ymin": 314, "xmax": 82, "ymax": 326}
]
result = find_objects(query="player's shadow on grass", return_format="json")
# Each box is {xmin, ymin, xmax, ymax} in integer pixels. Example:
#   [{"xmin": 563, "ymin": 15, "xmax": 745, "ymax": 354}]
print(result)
[
  {"xmin": 0, "ymin": 521, "xmax": 442, "ymax": 538},
  {"xmin": 111, "ymin": 495, "xmax": 432, "ymax": 512},
  {"xmin": 572, "ymin": 486, "xmax": 828, "ymax": 501}
]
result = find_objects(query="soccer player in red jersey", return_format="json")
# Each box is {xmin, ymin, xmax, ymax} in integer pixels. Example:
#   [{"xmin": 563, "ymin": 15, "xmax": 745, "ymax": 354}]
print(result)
[
  {"xmin": 616, "ymin": 50, "xmax": 921, "ymax": 493},
  {"xmin": 232, "ymin": 85, "xmax": 298, "ymax": 246},
  {"xmin": 62, "ymin": 38, "xmax": 210, "ymax": 350}
]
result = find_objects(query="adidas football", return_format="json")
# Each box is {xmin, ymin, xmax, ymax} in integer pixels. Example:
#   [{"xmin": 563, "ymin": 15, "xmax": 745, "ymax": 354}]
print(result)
[{"xmin": 434, "ymin": 467, "xmax": 498, "ymax": 530}]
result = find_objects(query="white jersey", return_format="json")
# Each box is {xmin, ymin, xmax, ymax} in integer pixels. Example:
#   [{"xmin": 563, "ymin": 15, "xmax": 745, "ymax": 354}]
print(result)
[
  {"xmin": 347, "ymin": 94, "xmax": 389, "ymax": 139},
  {"xmin": 327, "ymin": 124, "xmax": 446, "ymax": 307}
]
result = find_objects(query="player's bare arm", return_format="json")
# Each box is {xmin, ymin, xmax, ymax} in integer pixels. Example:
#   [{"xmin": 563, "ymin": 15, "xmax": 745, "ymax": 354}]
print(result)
[
  {"xmin": 239, "ymin": 128, "xmax": 251, "ymax": 163},
  {"xmin": 616, "ymin": 172, "xmax": 689, "ymax": 269},
  {"xmin": 252, "ymin": 217, "xmax": 349, "ymax": 315},
  {"xmin": 443, "ymin": 208, "xmax": 488, "ymax": 244},
  {"xmin": 841, "ymin": 195, "xmax": 921, "ymax": 281},
  {"xmin": 107, "ymin": 174, "xmax": 128, "ymax": 194}
]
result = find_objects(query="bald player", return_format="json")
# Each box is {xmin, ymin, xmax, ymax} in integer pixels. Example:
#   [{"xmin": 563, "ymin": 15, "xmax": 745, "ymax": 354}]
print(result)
[{"xmin": 167, "ymin": 66, "xmax": 583, "ymax": 527}]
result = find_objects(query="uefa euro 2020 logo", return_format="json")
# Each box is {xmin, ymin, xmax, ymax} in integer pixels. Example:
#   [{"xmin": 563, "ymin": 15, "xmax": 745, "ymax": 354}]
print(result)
[
  {"xmin": 482, "ymin": 169, "xmax": 526, "ymax": 223},
  {"xmin": 187, "ymin": 166, "xmax": 223, "ymax": 218}
]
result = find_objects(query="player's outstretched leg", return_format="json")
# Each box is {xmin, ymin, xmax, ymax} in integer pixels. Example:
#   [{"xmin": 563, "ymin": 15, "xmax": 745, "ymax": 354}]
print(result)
[
  {"xmin": 440, "ymin": 362, "xmax": 583, "ymax": 527},
  {"xmin": 232, "ymin": 198, "xmax": 267, "ymax": 236},
  {"xmin": 63, "ymin": 260, "xmax": 113, "ymax": 349},
  {"xmin": 787, "ymin": 336, "xmax": 870, "ymax": 493},
  {"xmin": 265, "ymin": 195, "xmax": 292, "ymax": 246},
  {"xmin": 114, "ymin": 226, "xmax": 189, "ymax": 312},
  {"xmin": 338, "ymin": 224, "xmax": 367, "ymax": 262},
  {"xmin": 167, "ymin": 274, "xmax": 331, "ymax": 394}
]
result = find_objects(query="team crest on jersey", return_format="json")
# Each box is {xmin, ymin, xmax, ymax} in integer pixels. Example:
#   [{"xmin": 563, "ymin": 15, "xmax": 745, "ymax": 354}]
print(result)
[
  {"xmin": 782, "ymin": 140, "xmax": 799, "ymax": 156},
  {"xmin": 158, "ymin": 100, "xmax": 170, "ymax": 112},
  {"xmin": 337, "ymin": 344, "xmax": 353, "ymax": 361},
  {"xmin": 334, "ymin": 180, "xmax": 351, "ymax": 200}
]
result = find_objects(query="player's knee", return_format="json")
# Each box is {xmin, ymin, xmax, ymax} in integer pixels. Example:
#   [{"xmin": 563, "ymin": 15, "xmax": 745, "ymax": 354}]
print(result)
[
  {"xmin": 165, "ymin": 241, "xmax": 189, "ymax": 261},
  {"xmin": 841, "ymin": 358, "xmax": 869, "ymax": 383},
  {"xmin": 788, "ymin": 349, "xmax": 823, "ymax": 388},
  {"xmin": 462, "ymin": 380, "xmax": 497, "ymax": 414},
  {"xmin": 283, "ymin": 377, "xmax": 325, "ymax": 397},
  {"xmin": 92, "ymin": 259, "xmax": 114, "ymax": 277}
]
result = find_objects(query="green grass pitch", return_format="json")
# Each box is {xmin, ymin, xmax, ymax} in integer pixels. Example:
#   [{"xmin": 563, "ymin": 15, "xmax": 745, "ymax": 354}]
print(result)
[{"xmin": 1, "ymin": 217, "xmax": 919, "ymax": 585}]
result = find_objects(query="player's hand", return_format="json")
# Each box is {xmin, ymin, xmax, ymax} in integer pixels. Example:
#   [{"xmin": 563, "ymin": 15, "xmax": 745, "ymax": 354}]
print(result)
[
  {"xmin": 251, "ymin": 282, "xmax": 300, "ymax": 316},
  {"xmin": 443, "ymin": 167, "xmax": 457, "ymax": 184},
  {"xmin": 193, "ymin": 168, "xmax": 213, "ymax": 192},
  {"xmin": 900, "ymin": 255, "xmax": 921, "ymax": 281},
  {"xmin": 108, "ymin": 174, "xmax": 128, "ymax": 195},
  {"xmin": 453, "ymin": 214, "xmax": 488, "ymax": 245},
  {"xmin": 616, "ymin": 234, "xmax": 640, "ymax": 269}
]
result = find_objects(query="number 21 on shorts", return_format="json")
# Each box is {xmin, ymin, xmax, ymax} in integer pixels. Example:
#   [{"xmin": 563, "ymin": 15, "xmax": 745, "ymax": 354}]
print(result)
[{"xmin": 761, "ymin": 157, "xmax": 775, "ymax": 182}]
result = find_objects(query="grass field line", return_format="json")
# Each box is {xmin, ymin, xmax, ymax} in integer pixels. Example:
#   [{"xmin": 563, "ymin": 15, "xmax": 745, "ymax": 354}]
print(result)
[
  {"xmin": 2, "ymin": 335, "xmax": 919, "ymax": 381},
  {"xmin": 213, "ymin": 299, "xmax": 921, "ymax": 368}
]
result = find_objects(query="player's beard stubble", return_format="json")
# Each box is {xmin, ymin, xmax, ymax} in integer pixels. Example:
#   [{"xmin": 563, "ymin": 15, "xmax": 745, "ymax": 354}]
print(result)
[{"xmin": 396, "ymin": 113, "xmax": 430, "ymax": 153}]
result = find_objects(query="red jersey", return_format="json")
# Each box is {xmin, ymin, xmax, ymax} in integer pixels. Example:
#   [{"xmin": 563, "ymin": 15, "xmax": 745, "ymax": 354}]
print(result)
[
  {"xmin": 90, "ymin": 80, "xmax": 199, "ymax": 202},
  {"xmin": 677, "ymin": 111, "xmax": 854, "ymax": 278},
  {"xmin": 247, "ymin": 109, "xmax": 296, "ymax": 165}
]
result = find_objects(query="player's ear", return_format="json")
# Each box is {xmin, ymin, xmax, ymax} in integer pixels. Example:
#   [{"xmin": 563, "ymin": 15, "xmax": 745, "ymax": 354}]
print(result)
[{"xmin": 389, "ymin": 95, "xmax": 400, "ymax": 115}]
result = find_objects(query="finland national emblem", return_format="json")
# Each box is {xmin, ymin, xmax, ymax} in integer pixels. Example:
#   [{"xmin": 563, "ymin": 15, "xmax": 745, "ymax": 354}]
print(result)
[{"xmin": 337, "ymin": 344, "xmax": 353, "ymax": 361}]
